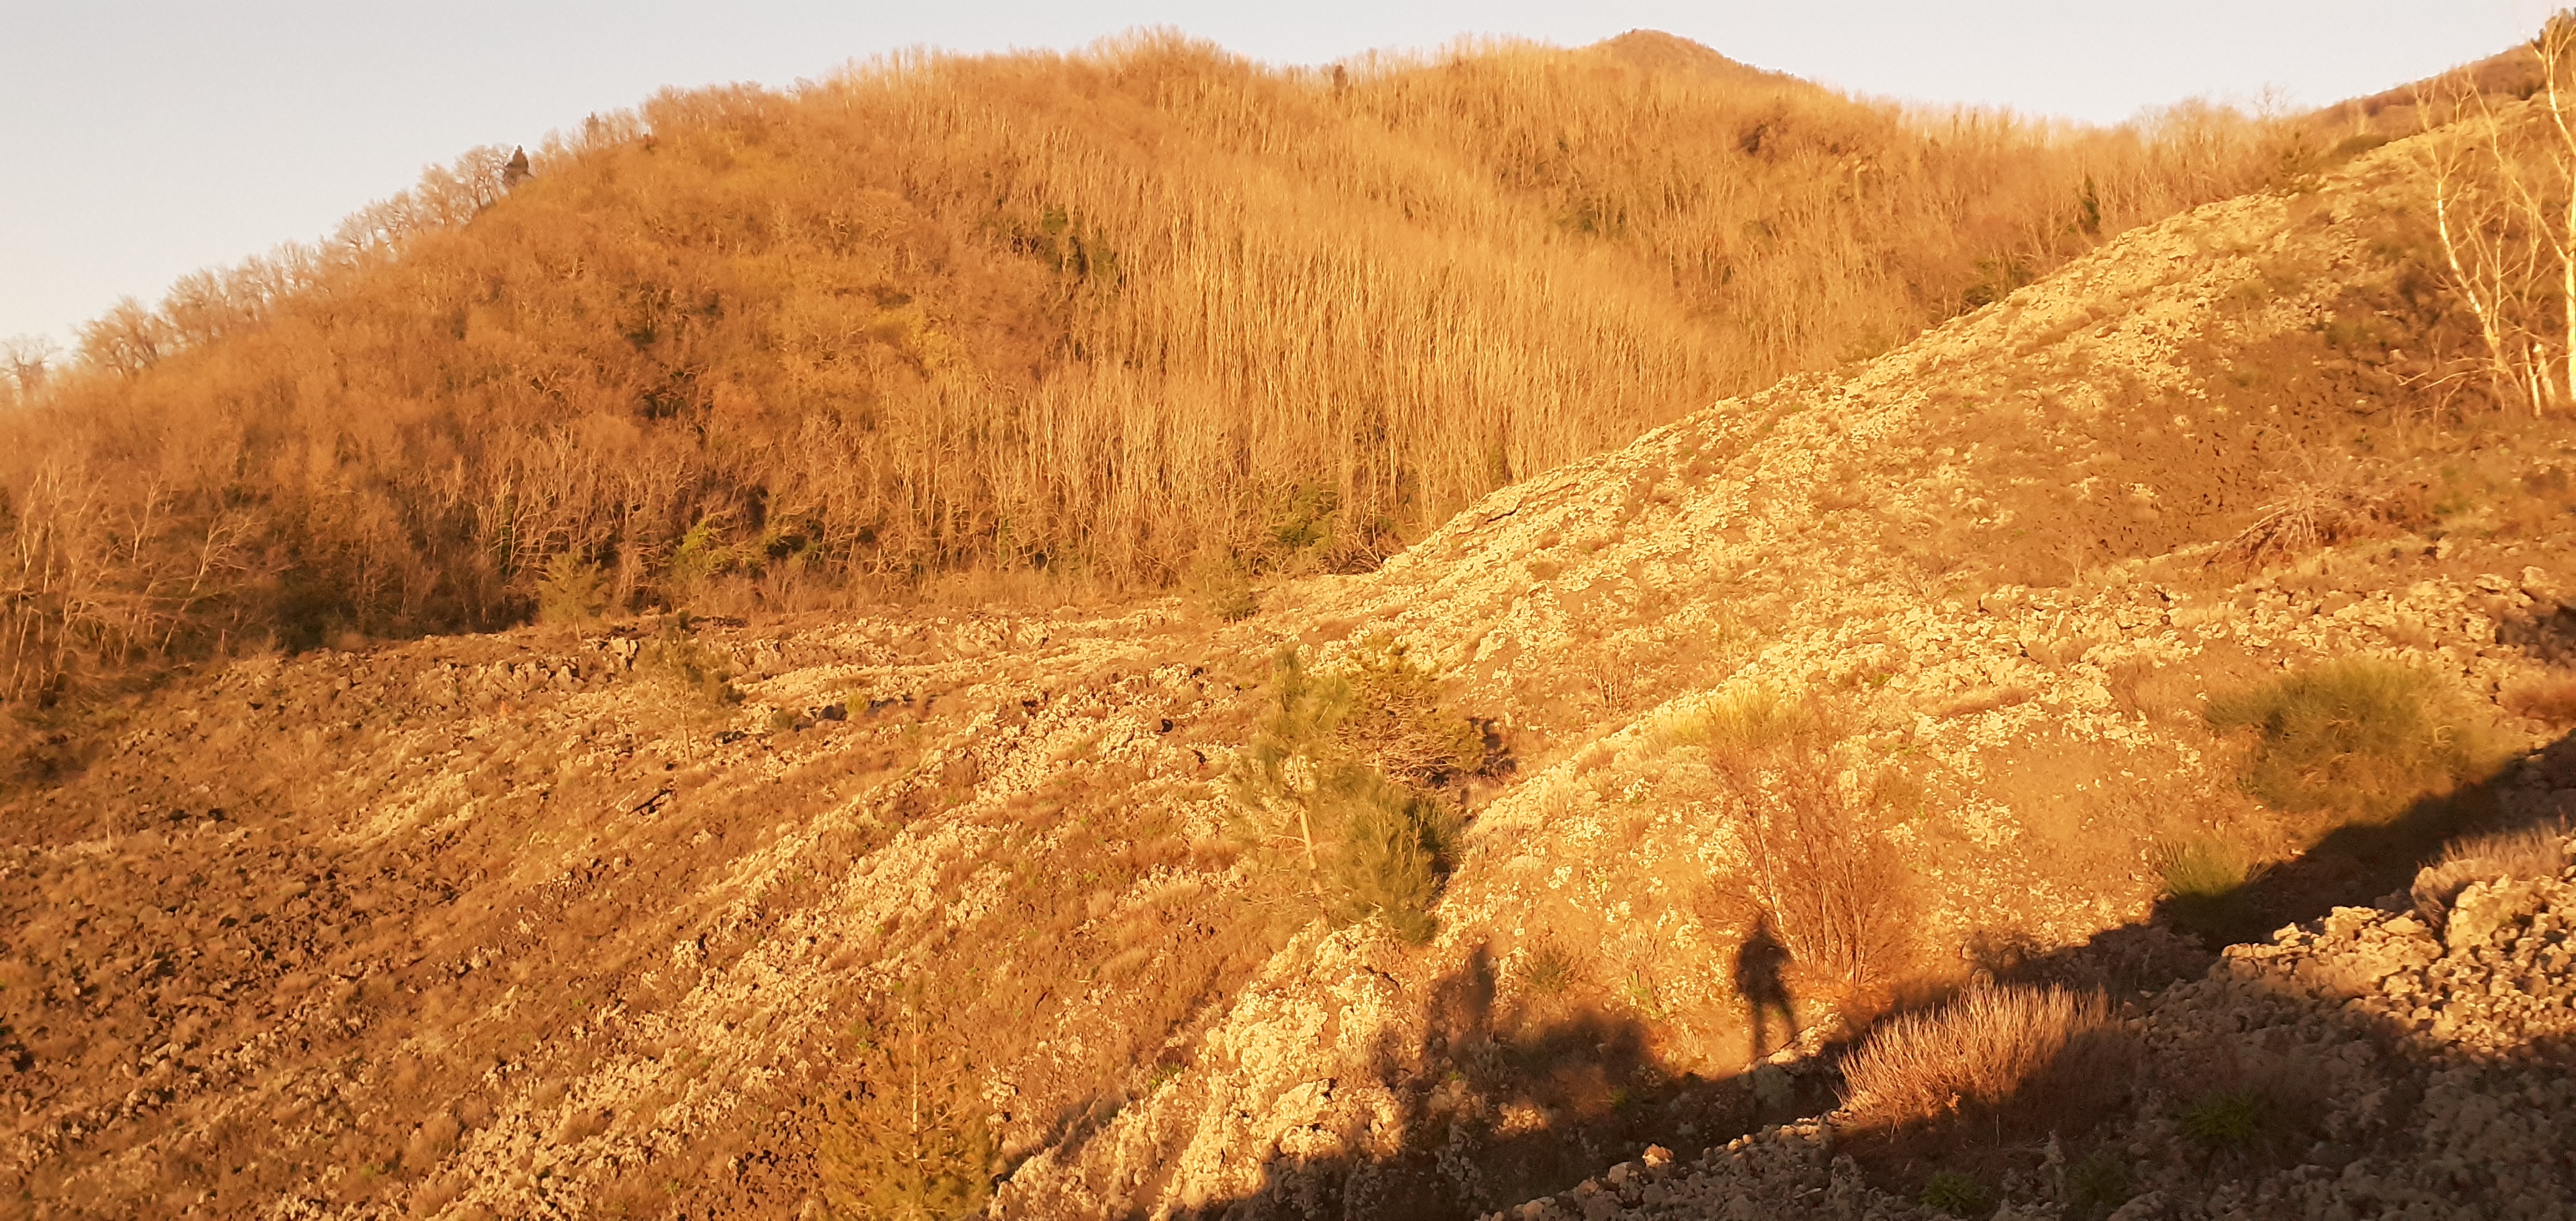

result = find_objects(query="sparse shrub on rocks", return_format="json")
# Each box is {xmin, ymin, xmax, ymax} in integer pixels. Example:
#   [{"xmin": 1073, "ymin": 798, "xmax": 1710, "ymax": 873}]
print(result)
[
  {"xmin": 1231, "ymin": 645, "xmax": 1478, "ymax": 942},
  {"xmin": 638, "ymin": 617, "xmax": 744, "ymax": 709},
  {"xmin": 2064, "ymin": 1147, "xmax": 2134, "ymax": 1218},
  {"xmin": 1837, "ymin": 984, "xmax": 2130, "ymax": 1137},
  {"xmin": 1188, "ymin": 556, "xmax": 1260, "ymax": 623},
  {"xmin": 2154, "ymin": 836, "xmax": 2261, "ymax": 935},
  {"xmin": 2411, "ymin": 819, "xmax": 2574, "ymax": 922},
  {"xmin": 2211, "ymin": 481, "xmax": 2415, "ymax": 571},
  {"xmin": 535, "ymin": 552, "xmax": 612, "ymax": 625},
  {"xmin": 1918, "ymin": 1170, "xmax": 1993, "ymax": 1217},
  {"xmin": 2204, "ymin": 658, "xmax": 2498, "ymax": 823},
  {"xmin": 2178, "ymin": 1087, "xmax": 2266, "ymax": 1149}
]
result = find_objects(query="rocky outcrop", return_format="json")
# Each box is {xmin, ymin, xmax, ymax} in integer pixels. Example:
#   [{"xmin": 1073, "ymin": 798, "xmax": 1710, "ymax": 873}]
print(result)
[{"xmin": 1490, "ymin": 840, "xmax": 2576, "ymax": 1221}]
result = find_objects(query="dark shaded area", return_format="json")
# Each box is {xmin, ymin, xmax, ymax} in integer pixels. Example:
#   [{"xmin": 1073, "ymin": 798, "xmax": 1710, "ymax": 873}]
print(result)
[
  {"xmin": 2499, "ymin": 597, "xmax": 2576, "ymax": 665},
  {"xmin": 1816, "ymin": 728, "xmax": 2576, "ymax": 1212},
  {"xmin": 1733, "ymin": 914, "xmax": 1797, "ymax": 1063},
  {"xmin": 2165, "ymin": 727, "xmax": 2574, "ymax": 948},
  {"xmin": 1137, "ymin": 726, "xmax": 2576, "ymax": 1220},
  {"xmin": 1837, "ymin": 968, "xmax": 2576, "ymax": 1218},
  {"xmin": 1991, "ymin": 728, "xmax": 2576, "ymax": 996},
  {"xmin": 1164, "ymin": 944, "xmax": 1833, "ymax": 1221}
]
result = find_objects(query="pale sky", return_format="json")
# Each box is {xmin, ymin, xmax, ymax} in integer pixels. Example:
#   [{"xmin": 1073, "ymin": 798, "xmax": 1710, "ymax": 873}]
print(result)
[{"xmin": 0, "ymin": 1, "xmax": 2537, "ymax": 346}]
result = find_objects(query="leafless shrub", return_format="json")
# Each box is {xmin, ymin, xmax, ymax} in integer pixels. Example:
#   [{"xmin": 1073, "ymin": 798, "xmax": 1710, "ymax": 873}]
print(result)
[
  {"xmin": 2210, "ymin": 483, "xmax": 2411, "ymax": 571},
  {"xmin": 2413, "ymin": 17, "xmax": 2576, "ymax": 415},
  {"xmin": 1838, "ymin": 984, "xmax": 2131, "ymax": 1135},
  {"xmin": 1726, "ymin": 734, "xmax": 1914, "ymax": 997}
]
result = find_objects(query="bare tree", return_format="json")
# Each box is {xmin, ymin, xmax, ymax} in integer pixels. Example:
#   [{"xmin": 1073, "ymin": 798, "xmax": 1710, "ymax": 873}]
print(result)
[
  {"xmin": 2417, "ymin": 16, "xmax": 2576, "ymax": 414},
  {"xmin": 0, "ymin": 335, "xmax": 57, "ymax": 407}
]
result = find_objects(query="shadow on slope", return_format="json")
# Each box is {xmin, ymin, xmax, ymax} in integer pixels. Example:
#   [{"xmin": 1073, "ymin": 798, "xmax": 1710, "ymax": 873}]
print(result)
[
  {"xmin": 1163, "ymin": 944, "xmax": 1832, "ymax": 1221},
  {"xmin": 1123, "ymin": 727, "xmax": 2576, "ymax": 1220},
  {"xmin": 1999, "ymin": 728, "xmax": 2576, "ymax": 996}
]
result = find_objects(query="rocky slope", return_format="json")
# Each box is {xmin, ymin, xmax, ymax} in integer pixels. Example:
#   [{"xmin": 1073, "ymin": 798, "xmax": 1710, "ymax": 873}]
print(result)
[
  {"xmin": 5, "ymin": 120, "xmax": 2576, "ymax": 1220},
  {"xmin": 980, "ymin": 128, "xmax": 2576, "ymax": 1220},
  {"xmin": 1486, "ymin": 840, "xmax": 2576, "ymax": 1221}
]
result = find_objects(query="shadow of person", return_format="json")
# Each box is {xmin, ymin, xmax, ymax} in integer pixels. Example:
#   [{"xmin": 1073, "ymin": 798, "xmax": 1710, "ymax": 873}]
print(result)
[{"xmin": 1734, "ymin": 913, "xmax": 1797, "ymax": 1065}]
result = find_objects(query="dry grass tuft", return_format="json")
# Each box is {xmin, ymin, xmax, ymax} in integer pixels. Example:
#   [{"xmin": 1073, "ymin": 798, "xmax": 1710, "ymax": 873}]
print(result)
[
  {"xmin": 1513, "ymin": 934, "xmax": 1589, "ymax": 999},
  {"xmin": 2154, "ymin": 836, "xmax": 2262, "ymax": 935},
  {"xmin": 1837, "ymin": 984, "xmax": 2130, "ymax": 1136},
  {"xmin": 1654, "ymin": 685, "xmax": 1812, "ymax": 757},
  {"xmin": 2502, "ymin": 672, "xmax": 2576, "ymax": 725},
  {"xmin": 2411, "ymin": 819, "xmax": 2574, "ymax": 922},
  {"xmin": 2204, "ymin": 658, "xmax": 2500, "ymax": 823}
]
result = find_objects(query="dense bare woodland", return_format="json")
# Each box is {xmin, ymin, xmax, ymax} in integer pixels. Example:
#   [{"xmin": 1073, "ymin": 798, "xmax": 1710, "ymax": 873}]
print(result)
[{"xmin": 0, "ymin": 32, "xmax": 2309, "ymax": 717}]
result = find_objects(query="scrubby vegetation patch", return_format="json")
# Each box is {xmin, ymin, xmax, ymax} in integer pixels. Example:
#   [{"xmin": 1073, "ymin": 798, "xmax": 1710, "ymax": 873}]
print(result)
[{"xmin": 2204, "ymin": 657, "xmax": 2498, "ymax": 823}]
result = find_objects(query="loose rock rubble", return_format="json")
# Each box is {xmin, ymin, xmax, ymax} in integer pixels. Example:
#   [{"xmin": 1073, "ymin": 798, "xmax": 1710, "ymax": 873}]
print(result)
[{"xmin": 1488, "ymin": 838, "xmax": 2576, "ymax": 1221}]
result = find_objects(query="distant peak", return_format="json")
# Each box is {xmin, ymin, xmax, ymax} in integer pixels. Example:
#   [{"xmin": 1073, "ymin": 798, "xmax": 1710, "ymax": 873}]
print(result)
[{"xmin": 1589, "ymin": 29, "xmax": 1805, "ymax": 89}]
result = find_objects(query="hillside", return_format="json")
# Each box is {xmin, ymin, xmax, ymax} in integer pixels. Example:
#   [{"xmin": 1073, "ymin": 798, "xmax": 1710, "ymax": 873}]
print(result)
[
  {"xmin": 0, "ymin": 31, "xmax": 2305, "ymax": 722},
  {"xmin": 1494, "ymin": 849, "xmax": 2576, "ymax": 1220},
  {"xmin": 7, "ymin": 62, "xmax": 2576, "ymax": 1219}
]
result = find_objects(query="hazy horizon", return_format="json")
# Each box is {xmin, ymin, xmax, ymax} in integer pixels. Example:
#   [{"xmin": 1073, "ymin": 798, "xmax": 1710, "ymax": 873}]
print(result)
[{"xmin": 0, "ymin": 0, "xmax": 2530, "ymax": 346}]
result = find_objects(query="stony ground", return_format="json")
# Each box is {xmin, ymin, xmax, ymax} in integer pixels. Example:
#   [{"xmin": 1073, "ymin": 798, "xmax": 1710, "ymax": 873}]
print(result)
[
  {"xmin": 1486, "ymin": 840, "xmax": 2576, "ymax": 1221},
  {"xmin": 980, "ymin": 129, "xmax": 2576, "ymax": 1220},
  {"xmin": 5, "ymin": 125, "xmax": 2576, "ymax": 1220}
]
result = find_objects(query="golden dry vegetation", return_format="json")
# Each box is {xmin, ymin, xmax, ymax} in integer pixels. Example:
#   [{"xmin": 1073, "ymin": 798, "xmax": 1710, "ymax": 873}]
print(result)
[
  {"xmin": 0, "ymin": 31, "xmax": 2312, "ymax": 718},
  {"xmin": 14, "ymin": 25, "xmax": 2576, "ymax": 1221}
]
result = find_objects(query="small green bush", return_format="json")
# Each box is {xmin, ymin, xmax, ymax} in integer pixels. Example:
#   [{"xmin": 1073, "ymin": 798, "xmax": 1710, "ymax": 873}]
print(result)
[
  {"xmin": 2155, "ymin": 836, "xmax": 2260, "ymax": 934},
  {"xmin": 2157, "ymin": 836, "xmax": 2253, "ymax": 898},
  {"xmin": 640, "ymin": 618, "xmax": 744, "ymax": 709},
  {"xmin": 1231, "ymin": 645, "xmax": 1477, "ymax": 943},
  {"xmin": 1206, "ymin": 579, "xmax": 1260, "ymax": 622},
  {"xmin": 1516, "ymin": 936, "xmax": 1586, "ymax": 997},
  {"xmin": 1920, "ymin": 1170, "xmax": 1993, "ymax": 1217},
  {"xmin": 2180, "ymin": 1088, "xmax": 2266, "ymax": 1149},
  {"xmin": 1188, "ymin": 556, "xmax": 1261, "ymax": 622},
  {"xmin": 2066, "ymin": 1148, "xmax": 2134, "ymax": 1217},
  {"xmin": 2205, "ymin": 659, "xmax": 2496, "ymax": 823},
  {"xmin": 1319, "ymin": 766, "xmax": 1453, "ymax": 943},
  {"xmin": 817, "ymin": 1016, "xmax": 995, "ymax": 1221},
  {"xmin": 535, "ymin": 552, "xmax": 610, "ymax": 625},
  {"xmin": 1332, "ymin": 635, "xmax": 1488, "ymax": 787}
]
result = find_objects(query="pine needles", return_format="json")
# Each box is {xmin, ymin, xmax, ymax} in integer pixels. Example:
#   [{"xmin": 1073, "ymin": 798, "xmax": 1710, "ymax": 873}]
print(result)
[
  {"xmin": 817, "ymin": 1012, "xmax": 996, "ymax": 1221},
  {"xmin": 1230, "ymin": 642, "xmax": 1483, "ymax": 943}
]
